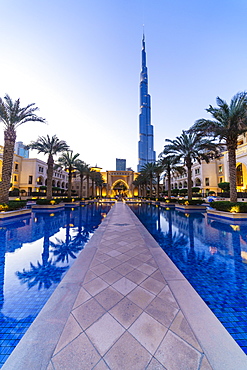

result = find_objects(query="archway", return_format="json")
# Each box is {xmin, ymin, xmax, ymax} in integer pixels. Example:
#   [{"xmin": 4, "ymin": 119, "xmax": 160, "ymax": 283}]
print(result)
[{"xmin": 111, "ymin": 180, "xmax": 129, "ymax": 198}]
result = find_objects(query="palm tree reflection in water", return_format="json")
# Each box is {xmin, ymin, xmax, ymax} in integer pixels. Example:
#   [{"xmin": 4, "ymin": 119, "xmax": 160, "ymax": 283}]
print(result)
[{"xmin": 16, "ymin": 204, "xmax": 109, "ymax": 290}]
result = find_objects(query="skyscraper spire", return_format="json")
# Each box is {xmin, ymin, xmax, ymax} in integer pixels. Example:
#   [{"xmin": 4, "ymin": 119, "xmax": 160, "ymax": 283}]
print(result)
[{"xmin": 137, "ymin": 33, "xmax": 155, "ymax": 172}]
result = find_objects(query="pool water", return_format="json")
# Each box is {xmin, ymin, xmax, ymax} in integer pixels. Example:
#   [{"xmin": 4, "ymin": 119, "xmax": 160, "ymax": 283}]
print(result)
[
  {"xmin": 129, "ymin": 204, "xmax": 247, "ymax": 355},
  {"xmin": 0, "ymin": 203, "xmax": 111, "ymax": 367}
]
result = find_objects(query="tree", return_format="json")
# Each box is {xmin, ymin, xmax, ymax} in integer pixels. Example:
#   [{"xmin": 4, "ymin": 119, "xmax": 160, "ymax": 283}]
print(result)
[
  {"xmin": 0, "ymin": 95, "xmax": 46, "ymax": 203},
  {"xmin": 57, "ymin": 151, "xmax": 80, "ymax": 198},
  {"xmin": 153, "ymin": 162, "xmax": 164, "ymax": 198},
  {"xmin": 158, "ymin": 155, "xmax": 184, "ymax": 198},
  {"xmin": 162, "ymin": 131, "xmax": 217, "ymax": 200},
  {"xmin": 218, "ymin": 182, "xmax": 230, "ymax": 192},
  {"xmin": 74, "ymin": 160, "xmax": 90, "ymax": 198},
  {"xmin": 94, "ymin": 172, "xmax": 104, "ymax": 197},
  {"xmin": 27, "ymin": 135, "xmax": 69, "ymax": 199},
  {"xmin": 191, "ymin": 92, "xmax": 247, "ymax": 202},
  {"xmin": 140, "ymin": 162, "xmax": 156, "ymax": 197}
]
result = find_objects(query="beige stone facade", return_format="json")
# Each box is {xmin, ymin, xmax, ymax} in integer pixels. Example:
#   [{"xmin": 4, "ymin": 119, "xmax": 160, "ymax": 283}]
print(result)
[{"xmin": 0, "ymin": 145, "xmax": 69, "ymax": 196}]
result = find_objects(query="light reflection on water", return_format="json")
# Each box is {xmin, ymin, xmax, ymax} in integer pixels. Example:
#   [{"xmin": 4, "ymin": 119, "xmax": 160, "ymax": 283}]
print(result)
[
  {"xmin": 0, "ymin": 203, "xmax": 111, "ymax": 367},
  {"xmin": 129, "ymin": 203, "xmax": 247, "ymax": 354}
]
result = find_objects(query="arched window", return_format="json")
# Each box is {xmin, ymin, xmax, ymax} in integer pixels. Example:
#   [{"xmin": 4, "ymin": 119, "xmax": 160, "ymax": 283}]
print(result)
[
  {"xmin": 195, "ymin": 178, "xmax": 201, "ymax": 187},
  {"xmin": 237, "ymin": 164, "xmax": 243, "ymax": 186}
]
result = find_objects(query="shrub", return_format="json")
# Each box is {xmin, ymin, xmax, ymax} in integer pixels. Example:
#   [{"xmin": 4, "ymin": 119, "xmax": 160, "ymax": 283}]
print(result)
[
  {"xmin": 177, "ymin": 199, "xmax": 204, "ymax": 205},
  {"xmin": 210, "ymin": 201, "xmax": 247, "ymax": 213},
  {"xmin": 218, "ymin": 182, "xmax": 230, "ymax": 192},
  {"xmin": 36, "ymin": 199, "xmax": 62, "ymax": 205},
  {"xmin": 0, "ymin": 200, "xmax": 27, "ymax": 211},
  {"xmin": 192, "ymin": 187, "xmax": 200, "ymax": 193}
]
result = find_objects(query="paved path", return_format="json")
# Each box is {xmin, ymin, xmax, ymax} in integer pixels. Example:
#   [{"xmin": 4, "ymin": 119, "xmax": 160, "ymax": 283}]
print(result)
[{"xmin": 3, "ymin": 202, "xmax": 247, "ymax": 369}]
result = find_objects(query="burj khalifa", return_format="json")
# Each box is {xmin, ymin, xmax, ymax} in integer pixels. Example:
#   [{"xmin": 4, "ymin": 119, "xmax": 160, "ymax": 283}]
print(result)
[{"xmin": 137, "ymin": 34, "xmax": 156, "ymax": 172}]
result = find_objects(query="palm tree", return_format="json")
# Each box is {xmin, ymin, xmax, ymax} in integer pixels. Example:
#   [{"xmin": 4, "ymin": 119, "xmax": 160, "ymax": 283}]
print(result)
[
  {"xmin": 74, "ymin": 160, "xmax": 90, "ymax": 198},
  {"xmin": 191, "ymin": 92, "xmax": 247, "ymax": 202},
  {"xmin": 0, "ymin": 95, "xmax": 46, "ymax": 203},
  {"xmin": 158, "ymin": 155, "xmax": 185, "ymax": 198},
  {"xmin": 140, "ymin": 162, "xmax": 156, "ymax": 197},
  {"xmin": 27, "ymin": 135, "xmax": 69, "ymax": 199},
  {"xmin": 57, "ymin": 151, "xmax": 80, "ymax": 198},
  {"xmin": 162, "ymin": 131, "xmax": 217, "ymax": 200},
  {"xmin": 153, "ymin": 162, "xmax": 164, "ymax": 198},
  {"xmin": 94, "ymin": 172, "xmax": 104, "ymax": 197}
]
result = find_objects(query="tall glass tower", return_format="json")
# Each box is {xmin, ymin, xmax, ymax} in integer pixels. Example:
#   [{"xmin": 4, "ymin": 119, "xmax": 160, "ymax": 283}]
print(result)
[{"xmin": 137, "ymin": 34, "xmax": 155, "ymax": 172}]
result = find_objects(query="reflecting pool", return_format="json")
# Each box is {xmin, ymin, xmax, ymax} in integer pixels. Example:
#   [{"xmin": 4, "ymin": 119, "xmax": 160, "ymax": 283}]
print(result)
[
  {"xmin": 129, "ymin": 204, "xmax": 247, "ymax": 354},
  {"xmin": 0, "ymin": 203, "xmax": 111, "ymax": 367}
]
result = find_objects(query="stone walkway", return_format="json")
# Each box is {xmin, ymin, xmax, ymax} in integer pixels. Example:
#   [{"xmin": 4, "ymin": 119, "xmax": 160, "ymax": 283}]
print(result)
[{"xmin": 3, "ymin": 202, "xmax": 247, "ymax": 369}]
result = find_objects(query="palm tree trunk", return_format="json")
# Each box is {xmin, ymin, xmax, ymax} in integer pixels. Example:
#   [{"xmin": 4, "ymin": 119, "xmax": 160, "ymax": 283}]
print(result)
[
  {"xmin": 0, "ymin": 129, "xmax": 16, "ymax": 203},
  {"xmin": 186, "ymin": 159, "xmax": 193, "ymax": 201},
  {"xmin": 157, "ymin": 174, "xmax": 160, "ymax": 198},
  {"xmin": 228, "ymin": 146, "xmax": 237, "ymax": 202},
  {"xmin": 47, "ymin": 154, "xmax": 54, "ymax": 200},
  {"xmin": 86, "ymin": 174, "xmax": 89, "ymax": 197},
  {"xmin": 167, "ymin": 170, "xmax": 171, "ymax": 198},
  {"xmin": 68, "ymin": 170, "xmax": 72, "ymax": 198},
  {"xmin": 79, "ymin": 175, "xmax": 83, "ymax": 198}
]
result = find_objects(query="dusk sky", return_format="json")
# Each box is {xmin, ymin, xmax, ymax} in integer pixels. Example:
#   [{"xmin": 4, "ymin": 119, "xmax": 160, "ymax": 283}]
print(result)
[{"xmin": 1, "ymin": 0, "xmax": 247, "ymax": 171}]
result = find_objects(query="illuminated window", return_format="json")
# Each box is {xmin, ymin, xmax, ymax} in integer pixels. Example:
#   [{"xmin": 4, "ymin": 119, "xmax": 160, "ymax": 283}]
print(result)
[
  {"xmin": 219, "ymin": 165, "xmax": 223, "ymax": 173},
  {"xmin": 237, "ymin": 164, "xmax": 243, "ymax": 186}
]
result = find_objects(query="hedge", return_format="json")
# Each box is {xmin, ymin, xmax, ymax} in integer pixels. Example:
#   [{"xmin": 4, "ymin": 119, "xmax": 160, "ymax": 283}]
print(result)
[{"xmin": 210, "ymin": 201, "xmax": 247, "ymax": 213}]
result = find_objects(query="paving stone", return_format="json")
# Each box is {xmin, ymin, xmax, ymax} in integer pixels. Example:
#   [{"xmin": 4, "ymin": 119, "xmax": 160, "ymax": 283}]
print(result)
[
  {"xmin": 52, "ymin": 332, "xmax": 101, "ymax": 370},
  {"xmin": 100, "ymin": 269, "xmax": 122, "ymax": 284},
  {"xmin": 90, "ymin": 263, "xmax": 111, "ymax": 276},
  {"xmin": 126, "ymin": 269, "xmax": 148, "ymax": 284},
  {"xmin": 150, "ymin": 270, "xmax": 167, "ymax": 284},
  {"xmin": 127, "ymin": 286, "xmax": 155, "ymax": 309},
  {"xmin": 104, "ymin": 332, "xmax": 152, "ymax": 370},
  {"xmin": 137, "ymin": 263, "xmax": 157, "ymax": 275},
  {"xmin": 146, "ymin": 296, "xmax": 178, "ymax": 328},
  {"xmin": 93, "ymin": 359, "xmax": 110, "ymax": 369},
  {"xmin": 72, "ymin": 298, "xmax": 106, "ymax": 330},
  {"xmin": 84, "ymin": 277, "xmax": 109, "ymax": 296},
  {"xmin": 94, "ymin": 286, "xmax": 124, "ymax": 310},
  {"xmin": 103, "ymin": 257, "xmax": 122, "ymax": 269},
  {"xmin": 158, "ymin": 285, "xmax": 179, "ymax": 309},
  {"xmin": 129, "ymin": 312, "xmax": 167, "ymax": 355},
  {"xmin": 199, "ymin": 355, "xmax": 213, "ymax": 369},
  {"xmin": 140, "ymin": 276, "xmax": 165, "ymax": 295},
  {"xmin": 83, "ymin": 270, "xmax": 97, "ymax": 283},
  {"xmin": 112, "ymin": 277, "xmax": 137, "ymax": 295},
  {"xmin": 86, "ymin": 313, "xmax": 125, "ymax": 356},
  {"xmin": 113, "ymin": 262, "xmax": 134, "ymax": 275},
  {"xmin": 53, "ymin": 314, "xmax": 82, "ymax": 355},
  {"xmin": 73, "ymin": 287, "xmax": 91, "ymax": 309},
  {"xmin": 155, "ymin": 330, "xmax": 201, "ymax": 370},
  {"xmin": 170, "ymin": 310, "xmax": 202, "ymax": 352},
  {"xmin": 109, "ymin": 297, "xmax": 142, "ymax": 328},
  {"xmin": 146, "ymin": 357, "xmax": 167, "ymax": 369}
]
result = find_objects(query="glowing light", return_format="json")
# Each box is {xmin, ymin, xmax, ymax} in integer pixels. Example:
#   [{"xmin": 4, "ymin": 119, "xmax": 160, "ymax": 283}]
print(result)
[
  {"xmin": 230, "ymin": 206, "xmax": 240, "ymax": 213},
  {"xmin": 50, "ymin": 200, "xmax": 55, "ymax": 205},
  {"xmin": 50, "ymin": 213, "xmax": 55, "ymax": 217},
  {"xmin": 69, "ymin": 224, "xmax": 74, "ymax": 227},
  {"xmin": 185, "ymin": 213, "xmax": 189, "ymax": 217},
  {"xmin": 209, "ymin": 246, "xmax": 217, "ymax": 255},
  {"xmin": 184, "ymin": 201, "xmax": 189, "ymax": 206},
  {"xmin": 241, "ymin": 251, "xmax": 247, "ymax": 261},
  {"xmin": 230, "ymin": 225, "xmax": 240, "ymax": 231}
]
